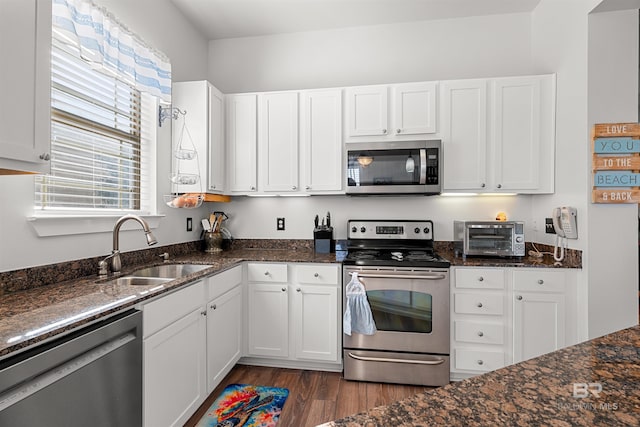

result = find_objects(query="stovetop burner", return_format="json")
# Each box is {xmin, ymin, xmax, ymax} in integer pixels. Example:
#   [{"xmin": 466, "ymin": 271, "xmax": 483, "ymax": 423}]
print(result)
[{"xmin": 343, "ymin": 219, "xmax": 450, "ymax": 268}]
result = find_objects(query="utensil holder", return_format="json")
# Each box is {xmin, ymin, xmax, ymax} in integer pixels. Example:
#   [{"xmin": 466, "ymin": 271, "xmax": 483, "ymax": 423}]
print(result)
[{"xmin": 204, "ymin": 231, "xmax": 223, "ymax": 253}]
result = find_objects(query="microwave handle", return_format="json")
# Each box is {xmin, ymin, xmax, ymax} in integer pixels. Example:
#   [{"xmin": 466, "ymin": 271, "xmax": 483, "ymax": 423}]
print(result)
[{"xmin": 419, "ymin": 149, "xmax": 427, "ymax": 184}]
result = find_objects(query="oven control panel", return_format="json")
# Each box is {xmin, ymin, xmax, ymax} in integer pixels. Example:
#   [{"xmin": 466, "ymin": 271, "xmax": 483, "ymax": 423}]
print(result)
[{"xmin": 348, "ymin": 220, "xmax": 433, "ymax": 240}]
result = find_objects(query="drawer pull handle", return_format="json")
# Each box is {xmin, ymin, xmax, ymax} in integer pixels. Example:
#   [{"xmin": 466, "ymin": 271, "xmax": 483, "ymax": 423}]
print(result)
[
  {"xmin": 348, "ymin": 352, "xmax": 445, "ymax": 365},
  {"xmin": 264, "ymin": 271, "xmax": 270, "ymax": 276},
  {"xmin": 517, "ymin": 295, "xmax": 523, "ymax": 301},
  {"xmin": 538, "ymin": 279, "xmax": 544, "ymax": 285},
  {"xmin": 477, "ymin": 302, "xmax": 483, "ymax": 308},
  {"xmin": 477, "ymin": 360, "xmax": 484, "ymax": 365},
  {"xmin": 478, "ymin": 276, "xmax": 484, "ymax": 282},
  {"xmin": 477, "ymin": 331, "xmax": 484, "ymax": 337},
  {"xmin": 314, "ymin": 273, "xmax": 319, "ymax": 278}
]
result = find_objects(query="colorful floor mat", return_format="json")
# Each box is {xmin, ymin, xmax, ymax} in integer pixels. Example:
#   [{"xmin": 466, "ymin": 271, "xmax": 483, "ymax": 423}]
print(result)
[{"xmin": 196, "ymin": 383, "xmax": 289, "ymax": 427}]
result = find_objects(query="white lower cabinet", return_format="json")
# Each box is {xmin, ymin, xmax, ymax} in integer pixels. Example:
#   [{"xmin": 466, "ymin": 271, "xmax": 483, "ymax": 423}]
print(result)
[
  {"xmin": 206, "ymin": 266, "xmax": 243, "ymax": 394},
  {"xmin": 142, "ymin": 281, "xmax": 207, "ymax": 427},
  {"xmin": 450, "ymin": 266, "xmax": 577, "ymax": 380},
  {"xmin": 512, "ymin": 270, "xmax": 567, "ymax": 363},
  {"xmin": 245, "ymin": 262, "xmax": 341, "ymax": 369}
]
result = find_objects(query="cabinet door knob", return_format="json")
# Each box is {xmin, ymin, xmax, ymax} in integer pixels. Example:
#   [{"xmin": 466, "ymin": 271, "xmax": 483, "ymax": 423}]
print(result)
[
  {"xmin": 264, "ymin": 271, "xmax": 270, "ymax": 276},
  {"xmin": 517, "ymin": 295, "xmax": 523, "ymax": 300},
  {"xmin": 538, "ymin": 279, "xmax": 544, "ymax": 285},
  {"xmin": 481, "ymin": 183, "xmax": 486, "ymax": 188},
  {"xmin": 478, "ymin": 276, "xmax": 484, "ymax": 282},
  {"xmin": 211, "ymin": 304, "xmax": 217, "ymax": 310},
  {"xmin": 292, "ymin": 186, "xmax": 297, "ymax": 190},
  {"xmin": 250, "ymin": 186, "xmax": 256, "ymax": 191},
  {"xmin": 382, "ymin": 128, "xmax": 387, "ymax": 134},
  {"xmin": 305, "ymin": 186, "xmax": 311, "ymax": 190},
  {"xmin": 476, "ymin": 302, "xmax": 483, "ymax": 308},
  {"xmin": 396, "ymin": 129, "xmax": 401, "ymax": 134},
  {"xmin": 296, "ymin": 287, "xmax": 301, "ymax": 292},
  {"xmin": 39, "ymin": 153, "xmax": 50, "ymax": 161},
  {"xmin": 212, "ymin": 185, "xmax": 216, "ymax": 189},
  {"xmin": 281, "ymin": 287, "xmax": 287, "ymax": 292},
  {"xmin": 314, "ymin": 273, "xmax": 319, "ymax": 278},
  {"xmin": 477, "ymin": 360, "xmax": 484, "ymax": 365},
  {"xmin": 201, "ymin": 310, "xmax": 207, "ymax": 316},
  {"xmin": 477, "ymin": 331, "xmax": 484, "ymax": 337},
  {"xmin": 497, "ymin": 184, "xmax": 502, "ymax": 189}
]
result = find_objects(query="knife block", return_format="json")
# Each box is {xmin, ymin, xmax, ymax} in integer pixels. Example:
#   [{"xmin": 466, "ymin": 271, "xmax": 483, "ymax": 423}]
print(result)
[{"xmin": 314, "ymin": 228, "xmax": 335, "ymax": 253}]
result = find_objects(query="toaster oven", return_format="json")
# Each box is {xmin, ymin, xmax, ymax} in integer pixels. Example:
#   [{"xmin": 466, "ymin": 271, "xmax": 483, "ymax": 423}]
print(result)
[{"xmin": 454, "ymin": 220, "xmax": 525, "ymax": 257}]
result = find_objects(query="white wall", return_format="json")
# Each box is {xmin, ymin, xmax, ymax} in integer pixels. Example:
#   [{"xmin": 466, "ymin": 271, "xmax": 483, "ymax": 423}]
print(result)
[
  {"xmin": 0, "ymin": 0, "xmax": 210, "ymax": 271},
  {"xmin": 587, "ymin": 7, "xmax": 640, "ymax": 337},
  {"xmin": 221, "ymin": 195, "xmax": 534, "ymax": 241},
  {"xmin": 208, "ymin": 13, "xmax": 533, "ymax": 93}
]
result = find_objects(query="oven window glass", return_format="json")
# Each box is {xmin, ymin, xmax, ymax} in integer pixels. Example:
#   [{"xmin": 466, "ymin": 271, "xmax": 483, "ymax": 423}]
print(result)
[
  {"xmin": 367, "ymin": 290, "xmax": 432, "ymax": 333},
  {"xmin": 347, "ymin": 149, "xmax": 423, "ymax": 187},
  {"xmin": 467, "ymin": 227, "xmax": 513, "ymax": 252}
]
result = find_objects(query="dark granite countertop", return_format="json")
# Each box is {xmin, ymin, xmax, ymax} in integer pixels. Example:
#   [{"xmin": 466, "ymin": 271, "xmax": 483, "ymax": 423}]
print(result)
[
  {"xmin": 0, "ymin": 246, "xmax": 340, "ymax": 361},
  {"xmin": 321, "ymin": 324, "xmax": 640, "ymax": 426}
]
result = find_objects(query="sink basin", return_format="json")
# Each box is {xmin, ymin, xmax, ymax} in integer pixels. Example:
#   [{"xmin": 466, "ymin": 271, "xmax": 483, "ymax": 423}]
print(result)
[
  {"xmin": 104, "ymin": 277, "xmax": 173, "ymax": 286},
  {"xmin": 128, "ymin": 263, "xmax": 213, "ymax": 278}
]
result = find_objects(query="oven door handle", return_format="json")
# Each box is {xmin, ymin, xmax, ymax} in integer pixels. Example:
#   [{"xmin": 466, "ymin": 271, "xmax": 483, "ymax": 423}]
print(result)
[
  {"xmin": 348, "ymin": 352, "xmax": 446, "ymax": 365},
  {"xmin": 350, "ymin": 272, "xmax": 447, "ymax": 280}
]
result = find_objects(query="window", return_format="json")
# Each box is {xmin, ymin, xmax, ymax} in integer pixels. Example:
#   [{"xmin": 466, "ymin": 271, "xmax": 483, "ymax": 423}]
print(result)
[{"xmin": 35, "ymin": 41, "xmax": 148, "ymax": 212}]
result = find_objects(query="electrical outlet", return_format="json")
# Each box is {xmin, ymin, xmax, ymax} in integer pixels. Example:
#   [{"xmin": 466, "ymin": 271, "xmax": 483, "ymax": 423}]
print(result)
[
  {"xmin": 186, "ymin": 217, "xmax": 193, "ymax": 232},
  {"xmin": 545, "ymin": 218, "xmax": 555, "ymax": 234},
  {"xmin": 277, "ymin": 217, "xmax": 285, "ymax": 231}
]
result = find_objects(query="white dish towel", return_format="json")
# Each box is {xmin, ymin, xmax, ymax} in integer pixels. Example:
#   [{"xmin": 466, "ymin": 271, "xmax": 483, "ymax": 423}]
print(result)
[{"xmin": 343, "ymin": 272, "xmax": 377, "ymax": 336}]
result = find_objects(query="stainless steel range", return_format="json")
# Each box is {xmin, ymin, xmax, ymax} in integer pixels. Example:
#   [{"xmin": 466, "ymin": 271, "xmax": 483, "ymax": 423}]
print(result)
[{"xmin": 343, "ymin": 219, "xmax": 450, "ymax": 386}]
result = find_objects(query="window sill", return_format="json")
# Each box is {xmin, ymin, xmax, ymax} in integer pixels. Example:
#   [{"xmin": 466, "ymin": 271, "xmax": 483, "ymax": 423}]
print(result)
[{"xmin": 27, "ymin": 214, "xmax": 165, "ymax": 237}]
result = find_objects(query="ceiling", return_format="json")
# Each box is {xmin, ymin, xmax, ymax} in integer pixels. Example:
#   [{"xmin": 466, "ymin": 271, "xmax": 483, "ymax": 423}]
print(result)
[{"xmin": 171, "ymin": 0, "xmax": 542, "ymax": 40}]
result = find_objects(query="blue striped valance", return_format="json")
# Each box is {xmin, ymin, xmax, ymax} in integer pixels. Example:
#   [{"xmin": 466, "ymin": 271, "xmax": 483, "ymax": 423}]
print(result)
[{"xmin": 52, "ymin": 0, "xmax": 172, "ymax": 103}]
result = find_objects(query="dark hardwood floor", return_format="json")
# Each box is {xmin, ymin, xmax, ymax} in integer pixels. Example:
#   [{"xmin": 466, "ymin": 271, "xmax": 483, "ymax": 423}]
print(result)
[{"xmin": 183, "ymin": 364, "xmax": 435, "ymax": 427}]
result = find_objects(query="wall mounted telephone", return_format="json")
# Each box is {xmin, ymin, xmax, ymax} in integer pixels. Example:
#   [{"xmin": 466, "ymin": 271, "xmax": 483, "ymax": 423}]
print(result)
[{"xmin": 552, "ymin": 207, "xmax": 577, "ymax": 261}]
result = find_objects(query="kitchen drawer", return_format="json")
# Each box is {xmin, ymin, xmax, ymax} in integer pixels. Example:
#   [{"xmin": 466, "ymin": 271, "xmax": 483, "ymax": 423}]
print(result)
[
  {"xmin": 296, "ymin": 264, "xmax": 339, "ymax": 285},
  {"xmin": 454, "ymin": 293, "xmax": 504, "ymax": 316},
  {"xmin": 512, "ymin": 269, "xmax": 566, "ymax": 293},
  {"xmin": 207, "ymin": 265, "xmax": 242, "ymax": 300},
  {"xmin": 455, "ymin": 348, "xmax": 506, "ymax": 372},
  {"xmin": 455, "ymin": 268, "xmax": 505, "ymax": 290},
  {"xmin": 247, "ymin": 262, "xmax": 288, "ymax": 283},
  {"xmin": 454, "ymin": 320, "xmax": 504, "ymax": 345},
  {"xmin": 143, "ymin": 280, "xmax": 205, "ymax": 338}
]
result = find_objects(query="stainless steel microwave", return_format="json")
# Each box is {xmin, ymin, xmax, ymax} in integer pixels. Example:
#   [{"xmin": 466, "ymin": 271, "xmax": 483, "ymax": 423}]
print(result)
[
  {"xmin": 454, "ymin": 220, "xmax": 525, "ymax": 257},
  {"xmin": 345, "ymin": 140, "xmax": 441, "ymax": 195}
]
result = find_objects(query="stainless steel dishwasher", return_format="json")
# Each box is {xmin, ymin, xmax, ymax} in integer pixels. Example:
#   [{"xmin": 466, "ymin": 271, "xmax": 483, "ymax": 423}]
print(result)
[{"xmin": 0, "ymin": 309, "xmax": 142, "ymax": 426}]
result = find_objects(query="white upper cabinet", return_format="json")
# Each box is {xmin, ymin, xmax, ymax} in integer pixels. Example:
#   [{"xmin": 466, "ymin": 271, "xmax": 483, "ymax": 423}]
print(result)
[
  {"xmin": 491, "ymin": 75, "xmax": 555, "ymax": 193},
  {"xmin": 300, "ymin": 89, "xmax": 343, "ymax": 193},
  {"xmin": 0, "ymin": 0, "xmax": 51, "ymax": 174},
  {"xmin": 172, "ymin": 81, "xmax": 225, "ymax": 194},
  {"xmin": 441, "ymin": 79, "xmax": 488, "ymax": 191},
  {"xmin": 346, "ymin": 85, "xmax": 389, "ymax": 137},
  {"xmin": 345, "ymin": 82, "xmax": 437, "ymax": 142},
  {"xmin": 442, "ymin": 74, "xmax": 556, "ymax": 194},
  {"xmin": 227, "ymin": 94, "xmax": 258, "ymax": 193},
  {"xmin": 392, "ymin": 82, "xmax": 438, "ymax": 135},
  {"xmin": 259, "ymin": 92, "xmax": 299, "ymax": 192}
]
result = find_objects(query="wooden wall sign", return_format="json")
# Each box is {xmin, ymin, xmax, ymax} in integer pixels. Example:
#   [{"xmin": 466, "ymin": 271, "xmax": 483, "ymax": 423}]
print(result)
[{"xmin": 592, "ymin": 123, "xmax": 640, "ymax": 203}]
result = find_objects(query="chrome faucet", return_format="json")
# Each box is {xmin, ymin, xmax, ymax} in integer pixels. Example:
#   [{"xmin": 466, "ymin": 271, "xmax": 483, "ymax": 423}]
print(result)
[{"xmin": 98, "ymin": 214, "xmax": 158, "ymax": 275}]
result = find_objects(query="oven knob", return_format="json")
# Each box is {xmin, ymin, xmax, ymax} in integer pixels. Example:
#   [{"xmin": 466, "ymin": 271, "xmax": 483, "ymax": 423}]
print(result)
[
  {"xmin": 351, "ymin": 226, "xmax": 357, "ymax": 233},
  {"xmin": 516, "ymin": 236, "xmax": 524, "ymax": 243},
  {"xmin": 423, "ymin": 227, "xmax": 430, "ymax": 234},
  {"xmin": 414, "ymin": 227, "xmax": 420, "ymax": 234},
  {"xmin": 360, "ymin": 226, "xmax": 366, "ymax": 233}
]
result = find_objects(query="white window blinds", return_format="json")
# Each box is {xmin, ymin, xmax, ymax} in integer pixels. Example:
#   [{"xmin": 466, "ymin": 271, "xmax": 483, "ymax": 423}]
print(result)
[{"xmin": 35, "ymin": 41, "xmax": 143, "ymax": 211}]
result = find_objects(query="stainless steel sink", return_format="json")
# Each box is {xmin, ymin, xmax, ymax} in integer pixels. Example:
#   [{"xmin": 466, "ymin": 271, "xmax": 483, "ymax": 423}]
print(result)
[
  {"xmin": 105, "ymin": 277, "xmax": 174, "ymax": 286},
  {"xmin": 128, "ymin": 263, "xmax": 213, "ymax": 278}
]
